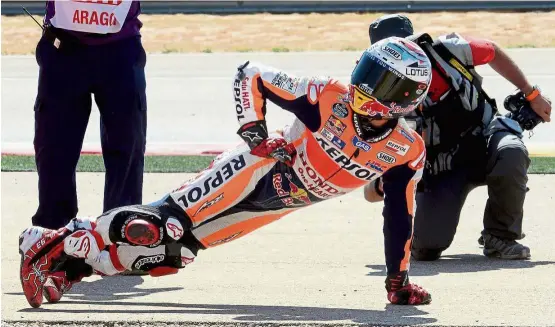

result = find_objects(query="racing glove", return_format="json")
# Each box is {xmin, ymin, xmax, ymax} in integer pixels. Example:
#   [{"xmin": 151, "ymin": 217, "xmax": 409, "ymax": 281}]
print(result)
[
  {"xmin": 238, "ymin": 120, "xmax": 297, "ymax": 166},
  {"xmin": 385, "ymin": 271, "xmax": 431, "ymax": 305}
]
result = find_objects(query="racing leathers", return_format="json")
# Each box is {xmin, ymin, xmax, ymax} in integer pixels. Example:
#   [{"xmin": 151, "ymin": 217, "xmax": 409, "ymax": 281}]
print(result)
[{"xmin": 19, "ymin": 61, "xmax": 429, "ymax": 307}]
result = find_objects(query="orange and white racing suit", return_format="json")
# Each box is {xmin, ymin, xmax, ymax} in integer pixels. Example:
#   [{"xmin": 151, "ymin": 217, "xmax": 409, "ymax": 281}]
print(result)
[{"xmin": 66, "ymin": 61, "xmax": 426, "ymax": 277}]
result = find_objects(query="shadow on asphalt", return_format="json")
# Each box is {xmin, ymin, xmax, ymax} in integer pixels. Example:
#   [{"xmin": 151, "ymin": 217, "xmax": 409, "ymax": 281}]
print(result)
[
  {"xmin": 6, "ymin": 275, "xmax": 183, "ymax": 301},
  {"xmin": 365, "ymin": 253, "xmax": 555, "ymax": 276},
  {"xmin": 19, "ymin": 301, "xmax": 437, "ymax": 325},
  {"xmin": 67, "ymin": 275, "xmax": 184, "ymax": 301}
]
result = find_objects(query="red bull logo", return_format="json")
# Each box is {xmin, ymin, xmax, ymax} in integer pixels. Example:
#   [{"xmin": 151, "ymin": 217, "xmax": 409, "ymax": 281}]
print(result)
[
  {"xmin": 272, "ymin": 173, "xmax": 311, "ymax": 206},
  {"xmin": 325, "ymin": 115, "xmax": 347, "ymax": 137},
  {"xmin": 285, "ymin": 173, "xmax": 311, "ymax": 205},
  {"xmin": 360, "ymin": 100, "xmax": 391, "ymax": 117}
]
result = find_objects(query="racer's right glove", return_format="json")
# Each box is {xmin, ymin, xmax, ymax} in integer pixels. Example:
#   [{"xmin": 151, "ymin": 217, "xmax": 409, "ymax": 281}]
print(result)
[
  {"xmin": 385, "ymin": 271, "xmax": 431, "ymax": 305},
  {"xmin": 238, "ymin": 120, "xmax": 297, "ymax": 166}
]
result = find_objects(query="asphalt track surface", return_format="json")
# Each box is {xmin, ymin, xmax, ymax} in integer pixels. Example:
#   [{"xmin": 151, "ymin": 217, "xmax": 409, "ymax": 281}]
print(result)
[
  {"xmin": 2, "ymin": 172, "xmax": 555, "ymax": 326},
  {"xmin": 2, "ymin": 49, "xmax": 555, "ymax": 155}
]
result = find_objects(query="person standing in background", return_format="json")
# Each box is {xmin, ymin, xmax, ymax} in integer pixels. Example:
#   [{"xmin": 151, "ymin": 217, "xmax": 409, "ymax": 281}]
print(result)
[{"xmin": 32, "ymin": 0, "xmax": 147, "ymax": 230}]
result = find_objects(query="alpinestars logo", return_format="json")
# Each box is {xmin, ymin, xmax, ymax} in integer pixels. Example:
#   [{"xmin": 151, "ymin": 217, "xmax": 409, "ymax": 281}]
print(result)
[
  {"xmin": 208, "ymin": 231, "xmax": 243, "ymax": 246},
  {"xmin": 67, "ymin": 231, "xmax": 92, "ymax": 259},
  {"xmin": 166, "ymin": 218, "xmax": 184, "ymax": 240},
  {"xmin": 241, "ymin": 131, "xmax": 263, "ymax": 142},
  {"xmin": 194, "ymin": 193, "xmax": 224, "ymax": 217}
]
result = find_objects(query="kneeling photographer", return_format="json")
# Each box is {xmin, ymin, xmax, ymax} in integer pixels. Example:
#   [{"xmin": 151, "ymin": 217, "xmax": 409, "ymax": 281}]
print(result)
[{"xmin": 364, "ymin": 14, "xmax": 551, "ymax": 261}]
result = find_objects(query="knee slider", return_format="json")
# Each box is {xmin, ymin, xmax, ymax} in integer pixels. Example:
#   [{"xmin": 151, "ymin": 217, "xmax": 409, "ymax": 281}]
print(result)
[
  {"xmin": 125, "ymin": 219, "xmax": 160, "ymax": 246},
  {"xmin": 102, "ymin": 206, "xmax": 166, "ymax": 247},
  {"xmin": 101, "ymin": 205, "xmax": 191, "ymax": 247}
]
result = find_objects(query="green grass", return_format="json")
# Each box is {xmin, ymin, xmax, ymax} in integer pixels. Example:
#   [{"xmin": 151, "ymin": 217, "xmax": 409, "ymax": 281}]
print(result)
[
  {"xmin": 2, "ymin": 155, "xmax": 555, "ymax": 174},
  {"xmin": 271, "ymin": 47, "xmax": 290, "ymax": 53},
  {"xmin": 1, "ymin": 155, "xmax": 214, "ymax": 173},
  {"xmin": 526, "ymin": 157, "xmax": 555, "ymax": 174}
]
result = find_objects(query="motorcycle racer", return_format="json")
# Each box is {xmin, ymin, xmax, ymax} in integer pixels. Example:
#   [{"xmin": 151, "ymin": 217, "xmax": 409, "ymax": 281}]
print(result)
[{"xmin": 19, "ymin": 36, "xmax": 432, "ymax": 308}]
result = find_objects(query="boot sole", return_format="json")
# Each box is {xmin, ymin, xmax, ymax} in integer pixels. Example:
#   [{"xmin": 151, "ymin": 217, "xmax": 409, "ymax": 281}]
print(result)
[{"xmin": 483, "ymin": 248, "xmax": 531, "ymax": 260}]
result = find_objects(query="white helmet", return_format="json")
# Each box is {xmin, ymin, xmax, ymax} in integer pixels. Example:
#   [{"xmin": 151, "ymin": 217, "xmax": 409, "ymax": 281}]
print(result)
[{"xmin": 349, "ymin": 36, "xmax": 432, "ymax": 119}]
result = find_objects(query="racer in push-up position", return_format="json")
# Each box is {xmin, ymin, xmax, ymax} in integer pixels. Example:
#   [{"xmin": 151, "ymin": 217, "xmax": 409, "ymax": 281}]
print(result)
[{"xmin": 19, "ymin": 37, "xmax": 433, "ymax": 308}]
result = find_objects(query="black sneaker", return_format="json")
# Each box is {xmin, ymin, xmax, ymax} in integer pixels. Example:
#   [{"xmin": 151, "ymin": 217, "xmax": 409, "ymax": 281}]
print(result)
[
  {"xmin": 482, "ymin": 233, "xmax": 531, "ymax": 260},
  {"xmin": 478, "ymin": 233, "xmax": 526, "ymax": 246}
]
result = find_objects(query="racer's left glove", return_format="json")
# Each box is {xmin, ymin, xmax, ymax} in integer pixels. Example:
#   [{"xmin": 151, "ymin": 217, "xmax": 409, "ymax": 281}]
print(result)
[
  {"xmin": 238, "ymin": 120, "xmax": 297, "ymax": 166},
  {"xmin": 385, "ymin": 271, "xmax": 431, "ymax": 305}
]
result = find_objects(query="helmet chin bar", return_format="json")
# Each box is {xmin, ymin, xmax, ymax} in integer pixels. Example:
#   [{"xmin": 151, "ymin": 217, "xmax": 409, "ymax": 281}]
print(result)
[{"xmin": 353, "ymin": 113, "xmax": 397, "ymax": 143}]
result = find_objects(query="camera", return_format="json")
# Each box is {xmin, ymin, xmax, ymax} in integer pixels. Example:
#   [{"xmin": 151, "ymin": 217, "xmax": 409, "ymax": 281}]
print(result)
[{"xmin": 503, "ymin": 90, "xmax": 543, "ymax": 131}]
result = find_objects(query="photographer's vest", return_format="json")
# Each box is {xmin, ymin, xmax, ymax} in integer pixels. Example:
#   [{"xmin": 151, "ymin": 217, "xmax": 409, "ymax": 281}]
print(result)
[
  {"xmin": 408, "ymin": 33, "xmax": 498, "ymax": 176},
  {"xmin": 50, "ymin": 0, "xmax": 133, "ymax": 34}
]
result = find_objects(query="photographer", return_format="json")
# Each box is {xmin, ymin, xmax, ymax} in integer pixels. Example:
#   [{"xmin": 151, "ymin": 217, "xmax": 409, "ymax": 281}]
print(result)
[{"xmin": 364, "ymin": 14, "xmax": 551, "ymax": 261}]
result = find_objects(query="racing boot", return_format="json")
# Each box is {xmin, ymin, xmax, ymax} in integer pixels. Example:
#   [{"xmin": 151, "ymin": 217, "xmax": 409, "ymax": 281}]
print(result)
[
  {"xmin": 19, "ymin": 226, "xmax": 71, "ymax": 308},
  {"xmin": 42, "ymin": 229, "xmax": 125, "ymax": 302},
  {"xmin": 385, "ymin": 271, "xmax": 431, "ymax": 305},
  {"xmin": 481, "ymin": 233, "xmax": 530, "ymax": 260},
  {"xmin": 43, "ymin": 257, "xmax": 93, "ymax": 303}
]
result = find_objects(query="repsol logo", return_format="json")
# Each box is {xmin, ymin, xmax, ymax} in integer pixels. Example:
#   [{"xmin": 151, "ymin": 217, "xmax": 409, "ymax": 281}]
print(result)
[
  {"xmin": 233, "ymin": 77, "xmax": 250, "ymax": 119},
  {"xmin": 316, "ymin": 137, "xmax": 377, "ymax": 181},
  {"xmin": 177, "ymin": 155, "xmax": 246, "ymax": 208},
  {"xmin": 385, "ymin": 140, "xmax": 409, "ymax": 156}
]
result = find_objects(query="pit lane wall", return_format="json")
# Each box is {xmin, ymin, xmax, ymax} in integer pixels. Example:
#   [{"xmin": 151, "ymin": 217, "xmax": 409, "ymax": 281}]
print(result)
[{"xmin": 2, "ymin": 1, "xmax": 555, "ymax": 15}]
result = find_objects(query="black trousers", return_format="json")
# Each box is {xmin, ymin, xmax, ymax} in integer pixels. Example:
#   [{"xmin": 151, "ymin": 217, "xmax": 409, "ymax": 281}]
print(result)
[
  {"xmin": 412, "ymin": 131, "xmax": 530, "ymax": 253},
  {"xmin": 32, "ymin": 35, "xmax": 147, "ymax": 229}
]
